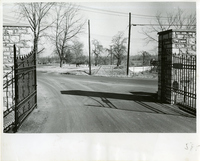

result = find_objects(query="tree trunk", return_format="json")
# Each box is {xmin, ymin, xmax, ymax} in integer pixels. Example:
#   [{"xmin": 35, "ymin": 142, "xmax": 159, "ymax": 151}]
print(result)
[
  {"xmin": 60, "ymin": 59, "xmax": 63, "ymax": 68},
  {"xmin": 34, "ymin": 36, "xmax": 38, "ymax": 55},
  {"xmin": 95, "ymin": 55, "xmax": 98, "ymax": 66},
  {"xmin": 117, "ymin": 58, "xmax": 121, "ymax": 67}
]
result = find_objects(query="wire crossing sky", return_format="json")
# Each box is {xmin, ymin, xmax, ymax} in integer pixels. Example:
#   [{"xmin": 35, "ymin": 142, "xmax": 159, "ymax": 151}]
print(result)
[{"xmin": 3, "ymin": 2, "xmax": 196, "ymax": 57}]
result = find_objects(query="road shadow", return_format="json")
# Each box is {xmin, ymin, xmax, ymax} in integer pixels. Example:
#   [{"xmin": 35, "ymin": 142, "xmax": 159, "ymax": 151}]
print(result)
[
  {"xmin": 61, "ymin": 90, "xmax": 156, "ymax": 102},
  {"xmin": 60, "ymin": 90, "xmax": 195, "ymax": 118}
]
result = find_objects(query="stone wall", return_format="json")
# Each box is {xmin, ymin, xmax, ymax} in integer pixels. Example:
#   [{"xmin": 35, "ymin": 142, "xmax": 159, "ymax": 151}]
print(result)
[
  {"xmin": 3, "ymin": 25, "xmax": 33, "ymax": 112},
  {"xmin": 3, "ymin": 25, "xmax": 33, "ymax": 73},
  {"xmin": 158, "ymin": 29, "xmax": 196, "ymax": 106}
]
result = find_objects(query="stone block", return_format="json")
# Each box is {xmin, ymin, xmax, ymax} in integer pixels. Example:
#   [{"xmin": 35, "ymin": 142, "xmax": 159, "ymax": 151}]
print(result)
[
  {"xmin": 10, "ymin": 35, "xmax": 20, "ymax": 43},
  {"xmin": 7, "ymin": 30, "xmax": 13, "ymax": 35},
  {"xmin": 3, "ymin": 40, "xmax": 10, "ymax": 45},
  {"xmin": 179, "ymin": 48, "xmax": 187, "ymax": 54},
  {"xmin": 4, "ymin": 52, "xmax": 10, "ymax": 56},
  {"xmin": 24, "ymin": 41, "xmax": 33, "ymax": 48},
  {"xmin": 173, "ymin": 39, "xmax": 179, "ymax": 43},
  {"xmin": 3, "ymin": 36, "xmax": 10, "ymax": 41},
  {"xmin": 18, "ymin": 29, "xmax": 27, "ymax": 34},
  {"xmin": 187, "ymin": 50, "xmax": 196, "ymax": 55},
  {"xmin": 21, "ymin": 34, "xmax": 32, "ymax": 41},
  {"xmin": 20, "ymin": 47, "xmax": 32, "ymax": 55},
  {"xmin": 13, "ymin": 29, "xmax": 19, "ymax": 34},
  {"xmin": 16, "ymin": 43, "xmax": 25, "ymax": 47},
  {"xmin": 3, "ymin": 59, "xmax": 9, "ymax": 64},
  {"xmin": 3, "ymin": 47, "xmax": 10, "ymax": 52},
  {"xmin": 172, "ymin": 44, "xmax": 176, "ymax": 48},
  {"xmin": 177, "ymin": 44, "xmax": 185, "ymax": 48},
  {"xmin": 180, "ymin": 39, "xmax": 187, "ymax": 43},
  {"xmin": 188, "ymin": 38, "xmax": 195, "ymax": 45},
  {"xmin": 172, "ymin": 49, "xmax": 180, "ymax": 54},
  {"xmin": 177, "ymin": 34, "xmax": 184, "ymax": 39},
  {"xmin": 8, "ymin": 59, "xmax": 13, "ymax": 63},
  {"xmin": 192, "ymin": 45, "xmax": 196, "ymax": 51},
  {"xmin": 7, "ymin": 43, "xmax": 15, "ymax": 47},
  {"xmin": 175, "ymin": 31, "xmax": 181, "ymax": 35},
  {"xmin": 181, "ymin": 32, "xmax": 187, "ymax": 35},
  {"xmin": 9, "ymin": 47, "xmax": 14, "ymax": 52}
]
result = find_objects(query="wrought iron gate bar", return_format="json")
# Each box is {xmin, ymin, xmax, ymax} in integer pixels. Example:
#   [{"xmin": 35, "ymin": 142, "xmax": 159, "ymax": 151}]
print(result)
[
  {"xmin": 2, "ymin": 44, "xmax": 37, "ymax": 133},
  {"xmin": 15, "ymin": 91, "xmax": 36, "ymax": 108},
  {"xmin": 4, "ymin": 123, "xmax": 15, "ymax": 132},
  {"xmin": 16, "ymin": 104, "xmax": 37, "ymax": 128},
  {"xmin": 3, "ymin": 78, "xmax": 14, "ymax": 89},
  {"xmin": 3, "ymin": 105, "xmax": 15, "ymax": 117},
  {"xmin": 172, "ymin": 53, "xmax": 196, "ymax": 110},
  {"xmin": 3, "ymin": 70, "xmax": 13, "ymax": 78},
  {"xmin": 16, "ymin": 65, "xmax": 36, "ymax": 71},
  {"xmin": 16, "ymin": 67, "xmax": 36, "ymax": 75}
]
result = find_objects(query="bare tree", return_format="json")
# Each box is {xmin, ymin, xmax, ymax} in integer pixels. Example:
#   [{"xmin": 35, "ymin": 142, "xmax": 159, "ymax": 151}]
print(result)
[
  {"xmin": 92, "ymin": 39, "xmax": 104, "ymax": 66},
  {"xmin": 141, "ymin": 51, "xmax": 151, "ymax": 66},
  {"xmin": 142, "ymin": 8, "xmax": 196, "ymax": 45},
  {"xmin": 71, "ymin": 40, "xmax": 84, "ymax": 66},
  {"xmin": 63, "ymin": 49, "xmax": 73, "ymax": 64},
  {"xmin": 17, "ymin": 2, "xmax": 55, "ymax": 55},
  {"xmin": 50, "ymin": 3, "xmax": 85, "ymax": 67},
  {"xmin": 105, "ymin": 45, "xmax": 114, "ymax": 65},
  {"xmin": 111, "ymin": 32, "xmax": 127, "ymax": 67}
]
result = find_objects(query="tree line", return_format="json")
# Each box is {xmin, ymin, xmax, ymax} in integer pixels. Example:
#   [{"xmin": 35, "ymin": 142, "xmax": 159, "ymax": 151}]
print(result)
[{"xmin": 16, "ymin": 2, "xmax": 196, "ymax": 68}]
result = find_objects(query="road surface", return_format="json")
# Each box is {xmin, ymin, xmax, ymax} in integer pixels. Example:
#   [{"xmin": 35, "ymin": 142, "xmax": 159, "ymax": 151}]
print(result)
[{"xmin": 18, "ymin": 72, "xmax": 196, "ymax": 133}]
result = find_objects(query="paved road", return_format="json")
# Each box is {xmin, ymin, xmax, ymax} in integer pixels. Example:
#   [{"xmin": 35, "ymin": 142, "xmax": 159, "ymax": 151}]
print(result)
[{"xmin": 18, "ymin": 72, "xmax": 196, "ymax": 133}]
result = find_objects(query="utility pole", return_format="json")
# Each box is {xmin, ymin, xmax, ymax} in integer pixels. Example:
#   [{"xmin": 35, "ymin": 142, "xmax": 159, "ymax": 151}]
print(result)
[
  {"xmin": 88, "ymin": 20, "xmax": 91, "ymax": 75},
  {"xmin": 127, "ymin": 12, "xmax": 131, "ymax": 76}
]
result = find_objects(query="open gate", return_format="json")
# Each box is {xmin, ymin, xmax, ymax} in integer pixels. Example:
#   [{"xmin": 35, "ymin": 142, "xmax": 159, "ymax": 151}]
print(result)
[
  {"xmin": 172, "ymin": 53, "xmax": 196, "ymax": 113},
  {"xmin": 3, "ymin": 45, "xmax": 37, "ymax": 132},
  {"xmin": 158, "ymin": 29, "xmax": 196, "ymax": 115}
]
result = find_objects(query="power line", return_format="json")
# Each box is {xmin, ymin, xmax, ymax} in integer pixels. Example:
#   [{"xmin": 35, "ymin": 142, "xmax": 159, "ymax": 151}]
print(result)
[
  {"xmin": 80, "ymin": 7, "xmax": 127, "ymax": 18},
  {"xmin": 78, "ymin": 4, "xmax": 168, "ymax": 19},
  {"xmin": 54, "ymin": 3, "xmax": 166, "ymax": 19},
  {"xmin": 132, "ymin": 23, "xmax": 196, "ymax": 26}
]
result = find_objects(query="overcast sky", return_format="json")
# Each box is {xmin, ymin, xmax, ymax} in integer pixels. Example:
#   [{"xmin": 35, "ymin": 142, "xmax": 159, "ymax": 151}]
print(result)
[{"xmin": 3, "ymin": 2, "xmax": 196, "ymax": 57}]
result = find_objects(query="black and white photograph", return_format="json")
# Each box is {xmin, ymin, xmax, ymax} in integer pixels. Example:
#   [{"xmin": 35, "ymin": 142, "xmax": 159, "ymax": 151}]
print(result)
[{"xmin": 1, "ymin": 1, "xmax": 199, "ymax": 161}]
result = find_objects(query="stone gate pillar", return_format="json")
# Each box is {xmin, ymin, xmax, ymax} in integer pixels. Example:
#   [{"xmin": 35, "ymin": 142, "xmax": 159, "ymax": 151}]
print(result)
[{"xmin": 158, "ymin": 29, "xmax": 196, "ymax": 104}]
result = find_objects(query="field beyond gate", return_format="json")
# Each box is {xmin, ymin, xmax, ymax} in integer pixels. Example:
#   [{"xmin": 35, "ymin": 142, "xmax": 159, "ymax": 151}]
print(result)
[{"xmin": 3, "ymin": 45, "xmax": 37, "ymax": 132}]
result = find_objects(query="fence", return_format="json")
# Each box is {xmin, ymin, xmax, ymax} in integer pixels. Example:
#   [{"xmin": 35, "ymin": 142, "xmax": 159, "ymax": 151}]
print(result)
[
  {"xmin": 3, "ymin": 45, "xmax": 37, "ymax": 132},
  {"xmin": 172, "ymin": 53, "xmax": 196, "ymax": 112},
  {"xmin": 3, "ymin": 67, "xmax": 15, "ymax": 132}
]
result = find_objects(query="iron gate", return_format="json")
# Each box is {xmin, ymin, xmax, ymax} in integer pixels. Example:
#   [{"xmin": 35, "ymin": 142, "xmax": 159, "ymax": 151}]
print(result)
[
  {"xmin": 172, "ymin": 53, "xmax": 196, "ymax": 112},
  {"xmin": 3, "ymin": 45, "xmax": 37, "ymax": 132},
  {"xmin": 3, "ymin": 67, "xmax": 15, "ymax": 132}
]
